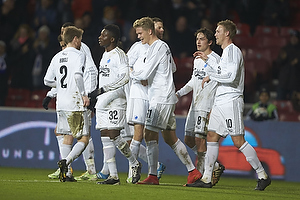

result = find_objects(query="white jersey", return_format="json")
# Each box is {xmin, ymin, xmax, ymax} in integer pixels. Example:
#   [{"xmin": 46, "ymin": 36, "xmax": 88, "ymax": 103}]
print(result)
[
  {"xmin": 96, "ymin": 47, "xmax": 129, "ymax": 109},
  {"xmin": 127, "ymin": 41, "xmax": 149, "ymax": 100},
  {"xmin": 81, "ymin": 42, "xmax": 97, "ymax": 93},
  {"xmin": 46, "ymin": 42, "xmax": 97, "ymax": 97},
  {"xmin": 98, "ymin": 47, "xmax": 129, "ymax": 91},
  {"xmin": 176, "ymin": 51, "xmax": 220, "ymax": 112},
  {"xmin": 44, "ymin": 47, "xmax": 86, "ymax": 111},
  {"xmin": 206, "ymin": 43, "xmax": 244, "ymax": 105},
  {"xmin": 130, "ymin": 39, "xmax": 177, "ymax": 104}
]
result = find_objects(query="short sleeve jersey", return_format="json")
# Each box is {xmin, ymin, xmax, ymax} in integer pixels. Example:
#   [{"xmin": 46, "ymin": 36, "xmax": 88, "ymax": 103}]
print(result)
[
  {"xmin": 44, "ymin": 47, "xmax": 85, "ymax": 111},
  {"xmin": 127, "ymin": 41, "xmax": 149, "ymax": 100}
]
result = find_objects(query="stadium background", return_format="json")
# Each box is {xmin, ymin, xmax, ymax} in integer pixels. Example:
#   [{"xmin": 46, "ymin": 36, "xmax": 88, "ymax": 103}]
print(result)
[{"xmin": 0, "ymin": 0, "xmax": 300, "ymax": 183}]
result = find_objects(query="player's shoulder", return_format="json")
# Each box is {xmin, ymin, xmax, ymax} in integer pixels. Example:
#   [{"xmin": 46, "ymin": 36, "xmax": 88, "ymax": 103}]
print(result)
[
  {"xmin": 111, "ymin": 47, "xmax": 128, "ymax": 63},
  {"xmin": 151, "ymin": 39, "xmax": 170, "ymax": 52},
  {"xmin": 209, "ymin": 51, "xmax": 221, "ymax": 62},
  {"xmin": 80, "ymin": 42, "xmax": 90, "ymax": 53}
]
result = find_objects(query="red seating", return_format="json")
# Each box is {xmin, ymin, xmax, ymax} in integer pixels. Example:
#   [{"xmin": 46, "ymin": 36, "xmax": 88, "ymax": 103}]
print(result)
[
  {"xmin": 279, "ymin": 27, "xmax": 300, "ymax": 37},
  {"xmin": 261, "ymin": 36, "xmax": 287, "ymax": 48},
  {"xmin": 236, "ymin": 23, "xmax": 251, "ymax": 36},
  {"xmin": 278, "ymin": 113, "xmax": 300, "ymax": 122},
  {"xmin": 272, "ymin": 100, "xmax": 300, "ymax": 121},
  {"xmin": 5, "ymin": 88, "xmax": 31, "ymax": 108},
  {"xmin": 254, "ymin": 25, "xmax": 279, "ymax": 37},
  {"xmin": 272, "ymin": 100, "xmax": 294, "ymax": 113},
  {"xmin": 245, "ymin": 48, "xmax": 272, "ymax": 65},
  {"xmin": 233, "ymin": 35, "xmax": 259, "ymax": 49}
]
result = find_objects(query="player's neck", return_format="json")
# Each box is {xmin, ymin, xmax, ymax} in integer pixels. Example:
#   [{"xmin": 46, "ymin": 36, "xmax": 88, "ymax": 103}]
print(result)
[
  {"xmin": 148, "ymin": 36, "xmax": 159, "ymax": 46},
  {"xmin": 203, "ymin": 48, "xmax": 212, "ymax": 56},
  {"xmin": 105, "ymin": 44, "xmax": 117, "ymax": 52},
  {"xmin": 221, "ymin": 39, "xmax": 232, "ymax": 49}
]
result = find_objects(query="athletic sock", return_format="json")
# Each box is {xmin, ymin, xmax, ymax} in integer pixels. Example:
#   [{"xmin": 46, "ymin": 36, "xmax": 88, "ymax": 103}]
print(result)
[
  {"xmin": 82, "ymin": 137, "xmax": 96, "ymax": 174},
  {"xmin": 130, "ymin": 139, "xmax": 141, "ymax": 159},
  {"xmin": 239, "ymin": 141, "xmax": 267, "ymax": 179},
  {"xmin": 113, "ymin": 135, "xmax": 138, "ymax": 166},
  {"xmin": 56, "ymin": 135, "xmax": 64, "ymax": 159},
  {"xmin": 101, "ymin": 137, "xmax": 113, "ymax": 175},
  {"xmin": 146, "ymin": 140, "xmax": 159, "ymax": 175},
  {"xmin": 138, "ymin": 144, "xmax": 148, "ymax": 163},
  {"xmin": 171, "ymin": 139, "xmax": 195, "ymax": 172},
  {"xmin": 202, "ymin": 142, "xmax": 219, "ymax": 183},
  {"xmin": 65, "ymin": 141, "xmax": 86, "ymax": 165}
]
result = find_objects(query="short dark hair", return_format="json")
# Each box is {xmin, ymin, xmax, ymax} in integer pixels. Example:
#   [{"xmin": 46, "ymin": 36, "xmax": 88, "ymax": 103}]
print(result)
[
  {"xmin": 195, "ymin": 27, "xmax": 215, "ymax": 47},
  {"xmin": 104, "ymin": 24, "xmax": 120, "ymax": 45},
  {"xmin": 62, "ymin": 22, "xmax": 75, "ymax": 28},
  {"xmin": 63, "ymin": 26, "xmax": 83, "ymax": 44},
  {"xmin": 152, "ymin": 17, "xmax": 163, "ymax": 23}
]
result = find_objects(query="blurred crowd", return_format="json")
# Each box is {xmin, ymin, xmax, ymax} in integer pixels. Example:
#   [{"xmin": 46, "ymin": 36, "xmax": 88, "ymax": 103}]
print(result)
[{"xmin": 0, "ymin": 0, "xmax": 299, "ymax": 106}]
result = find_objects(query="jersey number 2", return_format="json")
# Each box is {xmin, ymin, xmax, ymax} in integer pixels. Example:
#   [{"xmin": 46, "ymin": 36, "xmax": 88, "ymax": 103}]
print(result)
[{"xmin": 60, "ymin": 65, "xmax": 67, "ymax": 88}]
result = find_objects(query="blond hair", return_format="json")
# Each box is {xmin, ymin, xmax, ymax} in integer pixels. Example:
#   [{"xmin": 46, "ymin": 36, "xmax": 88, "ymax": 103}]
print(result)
[
  {"xmin": 217, "ymin": 19, "xmax": 237, "ymax": 39},
  {"xmin": 133, "ymin": 17, "xmax": 155, "ymax": 32}
]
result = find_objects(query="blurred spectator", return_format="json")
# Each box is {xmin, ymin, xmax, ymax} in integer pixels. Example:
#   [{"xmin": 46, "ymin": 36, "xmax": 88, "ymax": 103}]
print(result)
[
  {"xmin": 32, "ymin": 25, "xmax": 57, "ymax": 89},
  {"xmin": 169, "ymin": 15, "xmax": 194, "ymax": 58},
  {"xmin": 291, "ymin": 90, "xmax": 300, "ymax": 112},
  {"xmin": 262, "ymin": 0, "xmax": 290, "ymax": 26},
  {"xmin": 123, "ymin": 27, "xmax": 138, "ymax": 52},
  {"xmin": 0, "ymin": 0, "xmax": 22, "ymax": 44},
  {"xmin": 57, "ymin": 0, "xmax": 73, "ymax": 24},
  {"xmin": 8, "ymin": 24, "xmax": 35, "ymax": 89},
  {"xmin": 274, "ymin": 30, "xmax": 300, "ymax": 100},
  {"xmin": 81, "ymin": 11, "xmax": 99, "ymax": 49},
  {"xmin": 33, "ymin": 0, "xmax": 59, "ymax": 36},
  {"xmin": 208, "ymin": 0, "xmax": 235, "ymax": 25},
  {"xmin": 0, "ymin": 40, "xmax": 8, "ymax": 106},
  {"xmin": 235, "ymin": 0, "xmax": 264, "ymax": 35},
  {"xmin": 246, "ymin": 87, "xmax": 278, "ymax": 121},
  {"xmin": 71, "ymin": 0, "xmax": 92, "ymax": 19}
]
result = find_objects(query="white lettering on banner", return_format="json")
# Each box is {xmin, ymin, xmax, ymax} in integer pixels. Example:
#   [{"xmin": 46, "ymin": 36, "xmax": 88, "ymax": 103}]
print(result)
[
  {"xmin": 14, "ymin": 150, "xmax": 22, "ymax": 158},
  {"xmin": 1, "ymin": 149, "xmax": 56, "ymax": 161},
  {"xmin": 26, "ymin": 150, "xmax": 34, "ymax": 159}
]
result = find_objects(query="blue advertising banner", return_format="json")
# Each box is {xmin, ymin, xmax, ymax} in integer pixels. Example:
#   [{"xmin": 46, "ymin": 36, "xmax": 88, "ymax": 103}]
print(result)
[{"xmin": 0, "ymin": 108, "xmax": 299, "ymax": 182}]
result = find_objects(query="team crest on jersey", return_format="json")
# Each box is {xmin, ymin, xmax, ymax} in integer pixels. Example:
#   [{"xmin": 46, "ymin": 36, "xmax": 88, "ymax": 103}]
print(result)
[{"xmin": 107, "ymin": 59, "xmax": 111, "ymax": 63}]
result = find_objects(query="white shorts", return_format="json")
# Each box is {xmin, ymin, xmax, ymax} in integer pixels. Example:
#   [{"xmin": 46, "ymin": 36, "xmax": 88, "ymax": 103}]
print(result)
[
  {"xmin": 145, "ymin": 103, "xmax": 176, "ymax": 133},
  {"xmin": 208, "ymin": 97, "xmax": 244, "ymax": 137},
  {"xmin": 120, "ymin": 123, "xmax": 134, "ymax": 141},
  {"xmin": 185, "ymin": 108, "xmax": 208, "ymax": 139},
  {"xmin": 95, "ymin": 108, "xmax": 126, "ymax": 131},
  {"xmin": 56, "ymin": 110, "xmax": 91, "ymax": 139},
  {"xmin": 127, "ymin": 98, "xmax": 149, "ymax": 125}
]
